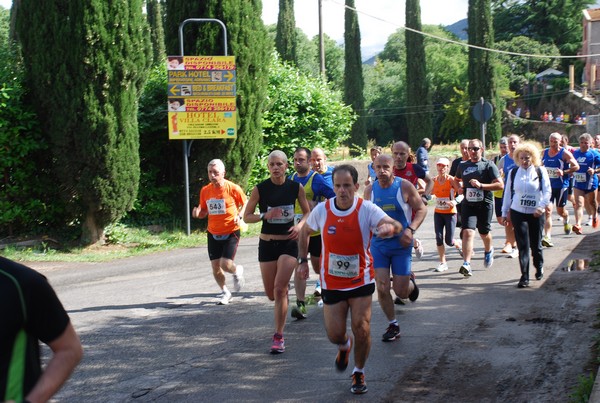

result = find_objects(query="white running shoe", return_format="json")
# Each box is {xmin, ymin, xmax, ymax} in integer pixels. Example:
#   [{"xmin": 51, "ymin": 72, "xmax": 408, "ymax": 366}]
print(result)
[
  {"xmin": 233, "ymin": 265, "xmax": 245, "ymax": 292},
  {"xmin": 435, "ymin": 262, "xmax": 449, "ymax": 272},
  {"xmin": 217, "ymin": 290, "xmax": 232, "ymax": 305},
  {"xmin": 586, "ymin": 216, "xmax": 593, "ymax": 226},
  {"xmin": 509, "ymin": 249, "xmax": 519, "ymax": 259},
  {"xmin": 414, "ymin": 239, "xmax": 424, "ymax": 259}
]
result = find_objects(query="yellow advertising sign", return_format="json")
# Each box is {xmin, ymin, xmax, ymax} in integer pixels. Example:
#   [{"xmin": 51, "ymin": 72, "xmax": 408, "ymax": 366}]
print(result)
[
  {"xmin": 167, "ymin": 55, "xmax": 237, "ymax": 140},
  {"xmin": 168, "ymin": 111, "xmax": 237, "ymax": 140}
]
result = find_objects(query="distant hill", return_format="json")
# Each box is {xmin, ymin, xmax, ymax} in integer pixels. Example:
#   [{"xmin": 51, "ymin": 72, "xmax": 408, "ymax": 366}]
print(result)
[{"xmin": 445, "ymin": 18, "xmax": 468, "ymax": 40}]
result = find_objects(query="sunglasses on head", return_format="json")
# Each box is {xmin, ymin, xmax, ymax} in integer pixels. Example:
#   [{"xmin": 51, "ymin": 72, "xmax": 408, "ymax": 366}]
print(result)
[{"xmin": 468, "ymin": 147, "xmax": 481, "ymax": 151}]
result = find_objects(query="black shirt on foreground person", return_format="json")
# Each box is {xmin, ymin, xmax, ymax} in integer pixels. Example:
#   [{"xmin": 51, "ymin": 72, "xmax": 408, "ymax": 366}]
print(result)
[{"xmin": 0, "ymin": 256, "xmax": 82, "ymax": 403}]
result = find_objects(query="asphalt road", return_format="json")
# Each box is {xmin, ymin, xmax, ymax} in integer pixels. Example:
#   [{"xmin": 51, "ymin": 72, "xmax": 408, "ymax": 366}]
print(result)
[{"xmin": 31, "ymin": 204, "xmax": 600, "ymax": 402}]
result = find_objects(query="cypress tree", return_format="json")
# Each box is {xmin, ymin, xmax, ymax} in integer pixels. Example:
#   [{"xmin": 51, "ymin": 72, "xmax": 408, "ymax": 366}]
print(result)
[
  {"xmin": 164, "ymin": 0, "xmax": 269, "ymax": 188},
  {"xmin": 275, "ymin": 0, "xmax": 297, "ymax": 65},
  {"xmin": 468, "ymin": 0, "xmax": 501, "ymax": 143},
  {"xmin": 15, "ymin": 0, "xmax": 152, "ymax": 244},
  {"xmin": 405, "ymin": 0, "xmax": 432, "ymax": 149},
  {"xmin": 344, "ymin": 0, "xmax": 367, "ymax": 155},
  {"xmin": 147, "ymin": 0, "xmax": 166, "ymax": 65}
]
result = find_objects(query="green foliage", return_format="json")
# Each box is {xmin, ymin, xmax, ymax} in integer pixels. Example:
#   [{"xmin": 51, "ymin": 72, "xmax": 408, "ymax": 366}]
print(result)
[
  {"xmin": 495, "ymin": 36, "xmax": 560, "ymax": 92},
  {"xmin": 468, "ymin": 0, "xmax": 502, "ymax": 143},
  {"xmin": 405, "ymin": 0, "xmax": 432, "ymax": 149},
  {"xmin": 250, "ymin": 54, "xmax": 354, "ymax": 189},
  {"xmin": 569, "ymin": 372, "xmax": 595, "ymax": 402},
  {"xmin": 126, "ymin": 64, "xmax": 182, "ymax": 225},
  {"xmin": 16, "ymin": 0, "xmax": 152, "ymax": 244},
  {"xmin": 147, "ymin": 0, "xmax": 166, "ymax": 65},
  {"xmin": 344, "ymin": 0, "xmax": 367, "ymax": 155},
  {"xmin": 439, "ymin": 87, "xmax": 470, "ymax": 142},
  {"xmin": 275, "ymin": 0, "xmax": 297, "ymax": 65}
]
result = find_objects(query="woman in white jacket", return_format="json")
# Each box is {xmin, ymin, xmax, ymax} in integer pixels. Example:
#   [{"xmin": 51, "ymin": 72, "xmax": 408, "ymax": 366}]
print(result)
[{"xmin": 500, "ymin": 143, "xmax": 551, "ymax": 288}]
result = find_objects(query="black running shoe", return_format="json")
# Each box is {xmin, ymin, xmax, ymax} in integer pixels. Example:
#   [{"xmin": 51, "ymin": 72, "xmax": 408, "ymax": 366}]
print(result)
[
  {"xmin": 408, "ymin": 273, "xmax": 419, "ymax": 302},
  {"xmin": 382, "ymin": 323, "xmax": 400, "ymax": 342},
  {"xmin": 350, "ymin": 372, "xmax": 368, "ymax": 394},
  {"xmin": 335, "ymin": 336, "xmax": 352, "ymax": 372}
]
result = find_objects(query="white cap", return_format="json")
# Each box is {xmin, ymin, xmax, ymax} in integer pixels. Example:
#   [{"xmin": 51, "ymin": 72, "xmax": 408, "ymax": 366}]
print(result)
[{"xmin": 437, "ymin": 157, "xmax": 450, "ymax": 166}]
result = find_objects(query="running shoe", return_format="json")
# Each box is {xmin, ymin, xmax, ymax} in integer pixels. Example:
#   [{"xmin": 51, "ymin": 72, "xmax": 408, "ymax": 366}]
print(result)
[
  {"xmin": 394, "ymin": 296, "xmax": 406, "ymax": 305},
  {"xmin": 484, "ymin": 248, "xmax": 494, "ymax": 268},
  {"xmin": 501, "ymin": 244, "xmax": 513, "ymax": 254},
  {"xmin": 217, "ymin": 290, "xmax": 232, "ymax": 305},
  {"xmin": 573, "ymin": 225, "xmax": 583, "ymax": 235},
  {"xmin": 233, "ymin": 265, "xmax": 245, "ymax": 292},
  {"xmin": 335, "ymin": 336, "xmax": 353, "ymax": 371},
  {"xmin": 408, "ymin": 272, "xmax": 419, "ymax": 302},
  {"xmin": 350, "ymin": 372, "xmax": 368, "ymax": 394},
  {"xmin": 435, "ymin": 262, "xmax": 449, "ymax": 272},
  {"xmin": 382, "ymin": 323, "xmax": 401, "ymax": 341},
  {"xmin": 454, "ymin": 239, "xmax": 463, "ymax": 257},
  {"xmin": 270, "ymin": 333, "xmax": 285, "ymax": 354},
  {"xmin": 594, "ymin": 217, "xmax": 599, "ymax": 229},
  {"xmin": 459, "ymin": 262, "xmax": 472, "ymax": 277},
  {"xmin": 314, "ymin": 280, "xmax": 322, "ymax": 297},
  {"xmin": 541, "ymin": 237, "xmax": 554, "ymax": 247},
  {"xmin": 291, "ymin": 301, "xmax": 307, "ymax": 320},
  {"xmin": 414, "ymin": 239, "xmax": 424, "ymax": 259},
  {"xmin": 517, "ymin": 278, "xmax": 529, "ymax": 288},
  {"xmin": 509, "ymin": 249, "xmax": 519, "ymax": 258},
  {"xmin": 535, "ymin": 267, "xmax": 544, "ymax": 281},
  {"xmin": 586, "ymin": 216, "xmax": 593, "ymax": 226},
  {"xmin": 564, "ymin": 222, "xmax": 572, "ymax": 235}
]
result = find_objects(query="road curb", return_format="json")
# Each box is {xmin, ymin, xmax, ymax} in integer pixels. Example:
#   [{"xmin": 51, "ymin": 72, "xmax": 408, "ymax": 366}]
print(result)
[{"xmin": 591, "ymin": 371, "xmax": 600, "ymax": 403}]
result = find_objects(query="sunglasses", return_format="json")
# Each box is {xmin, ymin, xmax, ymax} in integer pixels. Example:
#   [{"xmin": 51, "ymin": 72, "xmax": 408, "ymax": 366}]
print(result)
[{"xmin": 468, "ymin": 147, "xmax": 481, "ymax": 151}]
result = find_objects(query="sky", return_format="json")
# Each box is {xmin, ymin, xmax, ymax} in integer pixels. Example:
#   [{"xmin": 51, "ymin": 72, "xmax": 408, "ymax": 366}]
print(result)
[{"xmin": 261, "ymin": 0, "xmax": 470, "ymax": 58}]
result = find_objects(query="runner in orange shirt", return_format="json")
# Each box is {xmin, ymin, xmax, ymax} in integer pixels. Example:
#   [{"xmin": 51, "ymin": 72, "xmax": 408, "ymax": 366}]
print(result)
[{"xmin": 192, "ymin": 159, "xmax": 247, "ymax": 305}]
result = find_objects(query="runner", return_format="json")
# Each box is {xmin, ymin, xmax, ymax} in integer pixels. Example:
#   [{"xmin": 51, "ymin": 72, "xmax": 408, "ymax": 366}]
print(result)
[
  {"xmin": 192, "ymin": 159, "xmax": 247, "ymax": 305},
  {"xmin": 243, "ymin": 150, "xmax": 311, "ymax": 354},
  {"xmin": 541, "ymin": 132, "xmax": 579, "ymax": 243},
  {"xmin": 453, "ymin": 139, "xmax": 504, "ymax": 276},
  {"xmin": 391, "ymin": 141, "xmax": 433, "ymax": 259},
  {"xmin": 431, "ymin": 157, "xmax": 464, "ymax": 272},
  {"xmin": 497, "ymin": 134, "xmax": 520, "ymax": 257},
  {"xmin": 364, "ymin": 145, "xmax": 382, "ymax": 186},
  {"xmin": 289, "ymin": 147, "xmax": 334, "ymax": 320},
  {"xmin": 297, "ymin": 164, "xmax": 403, "ymax": 395},
  {"xmin": 311, "ymin": 147, "xmax": 335, "ymax": 188},
  {"xmin": 571, "ymin": 133, "xmax": 600, "ymax": 234},
  {"xmin": 363, "ymin": 154, "xmax": 427, "ymax": 342}
]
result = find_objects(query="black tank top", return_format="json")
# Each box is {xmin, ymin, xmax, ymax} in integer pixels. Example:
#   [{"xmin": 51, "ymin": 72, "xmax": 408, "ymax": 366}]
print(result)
[{"xmin": 257, "ymin": 178, "xmax": 300, "ymax": 235}]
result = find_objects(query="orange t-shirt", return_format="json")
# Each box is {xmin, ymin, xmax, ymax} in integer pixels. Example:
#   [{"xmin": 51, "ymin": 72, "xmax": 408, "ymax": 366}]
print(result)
[
  {"xmin": 433, "ymin": 175, "xmax": 457, "ymax": 214},
  {"xmin": 199, "ymin": 180, "xmax": 246, "ymax": 235}
]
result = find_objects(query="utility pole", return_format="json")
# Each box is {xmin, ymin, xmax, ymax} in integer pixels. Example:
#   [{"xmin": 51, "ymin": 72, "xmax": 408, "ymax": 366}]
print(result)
[{"xmin": 318, "ymin": 0, "xmax": 326, "ymax": 79}]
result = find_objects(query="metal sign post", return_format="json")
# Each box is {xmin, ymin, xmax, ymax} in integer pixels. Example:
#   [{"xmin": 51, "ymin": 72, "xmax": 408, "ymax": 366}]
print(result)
[
  {"xmin": 177, "ymin": 19, "xmax": 228, "ymax": 236},
  {"xmin": 472, "ymin": 97, "xmax": 493, "ymax": 157}
]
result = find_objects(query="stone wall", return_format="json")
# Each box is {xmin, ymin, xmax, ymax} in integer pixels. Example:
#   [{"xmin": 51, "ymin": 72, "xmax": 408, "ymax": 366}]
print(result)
[{"xmin": 503, "ymin": 91, "xmax": 600, "ymax": 145}]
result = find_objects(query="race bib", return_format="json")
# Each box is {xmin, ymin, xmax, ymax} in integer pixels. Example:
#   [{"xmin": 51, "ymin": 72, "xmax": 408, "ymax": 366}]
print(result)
[
  {"xmin": 267, "ymin": 204, "xmax": 295, "ymax": 224},
  {"xmin": 207, "ymin": 199, "xmax": 226, "ymax": 215},
  {"xmin": 546, "ymin": 167, "xmax": 560, "ymax": 179},
  {"xmin": 436, "ymin": 197, "xmax": 452, "ymax": 210},
  {"xmin": 466, "ymin": 188, "xmax": 484, "ymax": 202},
  {"xmin": 294, "ymin": 213, "xmax": 303, "ymax": 226},
  {"xmin": 518, "ymin": 193, "xmax": 539, "ymax": 208},
  {"xmin": 574, "ymin": 172, "xmax": 587, "ymax": 183},
  {"xmin": 328, "ymin": 253, "xmax": 360, "ymax": 278}
]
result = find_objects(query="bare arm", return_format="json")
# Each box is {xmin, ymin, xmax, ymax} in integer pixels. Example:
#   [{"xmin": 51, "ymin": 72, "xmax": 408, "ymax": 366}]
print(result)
[
  {"xmin": 422, "ymin": 173, "xmax": 434, "ymax": 197},
  {"xmin": 288, "ymin": 185, "xmax": 311, "ymax": 240},
  {"xmin": 363, "ymin": 183, "xmax": 372, "ymax": 200},
  {"xmin": 563, "ymin": 149, "xmax": 580, "ymax": 174},
  {"xmin": 26, "ymin": 322, "xmax": 83, "ymax": 403},
  {"xmin": 242, "ymin": 187, "xmax": 262, "ymax": 223}
]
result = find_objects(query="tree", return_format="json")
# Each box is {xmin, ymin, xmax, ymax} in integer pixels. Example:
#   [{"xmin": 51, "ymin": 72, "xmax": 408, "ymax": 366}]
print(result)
[
  {"xmin": 147, "ymin": 0, "xmax": 166, "ymax": 66},
  {"xmin": 344, "ymin": 0, "xmax": 367, "ymax": 154},
  {"xmin": 164, "ymin": 0, "xmax": 270, "ymax": 190},
  {"xmin": 493, "ymin": 0, "xmax": 595, "ymax": 58},
  {"xmin": 275, "ymin": 0, "xmax": 297, "ymax": 65},
  {"xmin": 253, "ymin": 53, "xmax": 355, "ymax": 188},
  {"xmin": 15, "ymin": 1, "xmax": 152, "ymax": 244},
  {"xmin": 405, "ymin": 0, "xmax": 432, "ymax": 149},
  {"xmin": 468, "ymin": 0, "xmax": 502, "ymax": 143}
]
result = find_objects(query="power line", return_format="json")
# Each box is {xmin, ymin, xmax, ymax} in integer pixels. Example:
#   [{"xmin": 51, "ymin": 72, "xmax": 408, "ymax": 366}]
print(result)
[{"xmin": 327, "ymin": 0, "xmax": 600, "ymax": 59}]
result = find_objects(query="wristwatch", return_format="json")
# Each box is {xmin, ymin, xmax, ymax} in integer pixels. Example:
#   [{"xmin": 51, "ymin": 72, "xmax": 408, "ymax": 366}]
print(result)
[
  {"xmin": 406, "ymin": 226, "xmax": 416, "ymax": 235},
  {"xmin": 297, "ymin": 257, "xmax": 309, "ymax": 264}
]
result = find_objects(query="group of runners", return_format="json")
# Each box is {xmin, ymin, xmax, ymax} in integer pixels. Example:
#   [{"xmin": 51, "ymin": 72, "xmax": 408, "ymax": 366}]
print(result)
[{"xmin": 191, "ymin": 133, "xmax": 600, "ymax": 395}]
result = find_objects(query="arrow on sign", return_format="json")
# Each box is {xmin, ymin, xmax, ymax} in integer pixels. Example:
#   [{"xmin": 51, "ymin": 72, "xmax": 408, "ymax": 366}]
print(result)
[
  {"xmin": 169, "ymin": 85, "xmax": 180, "ymax": 96},
  {"xmin": 224, "ymin": 71, "xmax": 235, "ymax": 82}
]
